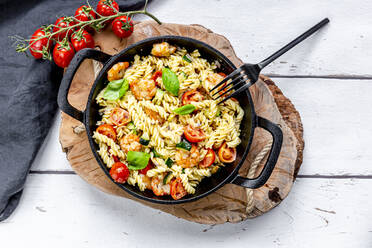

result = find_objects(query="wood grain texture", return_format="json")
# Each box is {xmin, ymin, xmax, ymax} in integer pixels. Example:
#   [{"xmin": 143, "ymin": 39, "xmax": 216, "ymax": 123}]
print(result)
[
  {"xmin": 58, "ymin": 21, "xmax": 301, "ymax": 224},
  {"xmin": 1, "ymin": 174, "xmax": 370, "ymax": 248}
]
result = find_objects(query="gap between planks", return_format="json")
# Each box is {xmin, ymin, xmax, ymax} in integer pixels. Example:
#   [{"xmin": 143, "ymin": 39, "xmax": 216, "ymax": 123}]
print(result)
[{"xmin": 28, "ymin": 170, "xmax": 372, "ymax": 179}]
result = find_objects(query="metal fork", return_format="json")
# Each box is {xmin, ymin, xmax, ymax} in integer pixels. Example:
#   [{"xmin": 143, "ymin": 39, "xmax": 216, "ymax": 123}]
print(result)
[{"xmin": 211, "ymin": 18, "xmax": 329, "ymax": 103}]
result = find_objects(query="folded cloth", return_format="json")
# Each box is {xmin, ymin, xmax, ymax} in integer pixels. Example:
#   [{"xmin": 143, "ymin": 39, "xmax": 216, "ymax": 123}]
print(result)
[{"xmin": 0, "ymin": 0, "xmax": 148, "ymax": 221}]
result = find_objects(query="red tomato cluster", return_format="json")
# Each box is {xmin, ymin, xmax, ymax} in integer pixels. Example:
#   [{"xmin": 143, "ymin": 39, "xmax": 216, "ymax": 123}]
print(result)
[{"xmin": 29, "ymin": 0, "xmax": 134, "ymax": 68}]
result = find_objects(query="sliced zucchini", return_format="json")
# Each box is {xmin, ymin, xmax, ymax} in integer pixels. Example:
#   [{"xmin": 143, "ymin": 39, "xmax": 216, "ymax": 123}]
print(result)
[
  {"xmin": 163, "ymin": 172, "xmax": 174, "ymax": 184},
  {"xmin": 165, "ymin": 158, "xmax": 173, "ymax": 168}
]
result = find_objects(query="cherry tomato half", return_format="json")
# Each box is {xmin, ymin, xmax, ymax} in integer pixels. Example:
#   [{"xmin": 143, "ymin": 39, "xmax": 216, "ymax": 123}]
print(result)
[
  {"xmin": 217, "ymin": 72, "xmax": 227, "ymax": 77},
  {"xmin": 109, "ymin": 107, "xmax": 131, "ymax": 127},
  {"xmin": 110, "ymin": 162, "xmax": 130, "ymax": 183},
  {"xmin": 74, "ymin": 5, "xmax": 96, "ymax": 32},
  {"xmin": 71, "ymin": 29, "xmax": 95, "ymax": 52},
  {"xmin": 53, "ymin": 17, "xmax": 76, "ymax": 40},
  {"xmin": 170, "ymin": 177, "xmax": 187, "ymax": 200},
  {"xmin": 53, "ymin": 41, "xmax": 75, "ymax": 68},
  {"xmin": 181, "ymin": 89, "xmax": 204, "ymax": 105},
  {"xmin": 218, "ymin": 142, "xmax": 237, "ymax": 163},
  {"xmin": 112, "ymin": 16, "xmax": 134, "ymax": 38},
  {"xmin": 96, "ymin": 0, "xmax": 119, "ymax": 18},
  {"xmin": 29, "ymin": 26, "xmax": 53, "ymax": 59},
  {"xmin": 139, "ymin": 161, "xmax": 153, "ymax": 175},
  {"xmin": 199, "ymin": 149, "xmax": 215, "ymax": 168},
  {"xmin": 151, "ymin": 70, "xmax": 162, "ymax": 84},
  {"xmin": 184, "ymin": 125, "xmax": 206, "ymax": 143},
  {"xmin": 96, "ymin": 124, "xmax": 117, "ymax": 140}
]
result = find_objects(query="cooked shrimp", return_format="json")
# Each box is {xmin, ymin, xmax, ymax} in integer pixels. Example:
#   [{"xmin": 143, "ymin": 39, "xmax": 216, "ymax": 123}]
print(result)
[
  {"xmin": 206, "ymin": 73, "xmax": 227, "ymax": 93},
  {"xmin": 141, "ymin": 174, "xmax": 152, "ymax": 190},
  {"xmin": 130, "ymin": 79, "xmax": 157, "ymax": 100},
  {"xmin": 107, "ymin": 62, "xmax": 129, "ymax": 81},
  {"xmin": 144, "ymin": 107, "xmax": 164, "ymax": 123},
  {"xmin": 151, "ymin": 42, "xmax": 177, "ymax": 57},
  {"xmin": 151, "ymin": 174, "xmax": 171, "ymax": 196},
  {"xmin": 175, "ymin": 144, "xmax": 200, "ymax": 168},
  {"xmin": 119, "ymin": 133, "xmax": 142, "ymax": 153},
  {"xmin": 207, "ymin": 73, "xmax": 225, "ymax": 86}
]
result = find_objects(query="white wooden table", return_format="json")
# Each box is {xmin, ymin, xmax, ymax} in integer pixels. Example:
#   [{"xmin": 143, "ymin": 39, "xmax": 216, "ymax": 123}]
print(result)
[{"xmin": 1, "ymin": 0, "xmax": 371, "ymax": 247}]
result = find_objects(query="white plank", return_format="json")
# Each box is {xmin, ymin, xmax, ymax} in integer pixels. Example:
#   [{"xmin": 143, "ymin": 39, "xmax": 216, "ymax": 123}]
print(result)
[
  {"xmin": 139, "ymin": 0, "xmax": 372, "ymax": 77},
  {"xmin": 275, "ymin": 78, "xmax": 372, "ymax": 175},
  {"xmin": 0, "ymin": 174, "xmax": 370, "ymax": 247}
]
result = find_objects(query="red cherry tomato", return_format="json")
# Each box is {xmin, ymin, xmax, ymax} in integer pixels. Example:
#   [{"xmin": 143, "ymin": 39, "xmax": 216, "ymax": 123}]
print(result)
[
  {"xmin": 181, "ymin": 89, "xmax": 204, "ymax": 105},
  {"xmin": 139, "ymin": 161, "xmax": 152, "ymax": 175},
  {"xmin": 170, "ymin": 177, "xmax": 187, "ymax": 200},
  {"xmin": 184, "ymin": 125, "xmax": 206, "ymax": 143},
  {"xmin": 218, "ymin": 142, "xmax": 237, "ymax": 163},
  {"xmin": 151, "ymin": 70, "xmax": 162, "ymax": 83},
  {"xmin": 109, "ymin": 107, "xmax": 131, "ymax": 127},
  {"xmin": 96, "ymin": 0, "xmax": 119, "ymax": 18},
  {"xmin": 199, "ymin": 149, "xmax": 215, "ymax": 168},
  {"xmin": 112, "ymin": 155, "xmax": 119, "ymax": 163},
  {"xmin": 53, "ymin": 17, "xmax": 76, "ymax": 40},
  {"xmin": 53, "ymin": 41, "xmax": 75, "ymax": 68},
  {"xmin": 29, "ymin": 26, "xmax": 53, "ymax": 59},
  {"xmin": 112, "ymin": 16, "xmax": 134, "ymax": 38},
  {"xmin": 74, "ymin": 5, "xmax": 96, "ymax": 32},
  {"xmin": 71, "ymin": 29, "xmax": 95, "ymax": 52},
  {"xmin": 110, "ymin": 162, "xmax": 130, "ymax": 183},
  {"xmin": 96, "ymin": 124, "xmax": 117, "ymax": 140}
]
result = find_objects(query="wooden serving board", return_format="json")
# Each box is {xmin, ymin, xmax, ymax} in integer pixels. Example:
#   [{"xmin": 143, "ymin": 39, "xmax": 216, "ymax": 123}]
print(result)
[{"xmin": 59, "ymin": 21, "xmax": 304, "ymax": 224}]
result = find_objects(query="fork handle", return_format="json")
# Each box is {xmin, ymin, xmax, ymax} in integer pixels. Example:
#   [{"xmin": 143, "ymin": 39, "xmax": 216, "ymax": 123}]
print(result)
[{"xmin": 257, "ymin": 18, "xmax": 329, "ymax": 70}]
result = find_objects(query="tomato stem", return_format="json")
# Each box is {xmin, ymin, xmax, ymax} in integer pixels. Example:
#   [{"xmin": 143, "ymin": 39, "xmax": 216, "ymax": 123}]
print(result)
[{"xmin": 10, "ymin": 0, "xmax": 161, "ymax": 56}]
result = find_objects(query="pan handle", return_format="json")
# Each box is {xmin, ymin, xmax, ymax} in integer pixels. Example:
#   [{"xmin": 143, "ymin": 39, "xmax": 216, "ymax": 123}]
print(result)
[
  {"xmin": 231, "ymin": 116, "xmax": 283, "ymax": 189},
  {"xmin": 57, "ymin": 48, "xmax": 111, "ymax": 123}
]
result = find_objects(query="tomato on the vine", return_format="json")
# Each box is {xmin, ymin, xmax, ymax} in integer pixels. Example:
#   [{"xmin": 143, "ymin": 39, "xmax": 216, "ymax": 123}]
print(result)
[
  {"xmin": 53, "ymin": 41, "xmax": 75, "ymax": 68},
  {"xmin": 53, "ymin": 17, "xmax": 76, "ymax": 40},
  {"xmin": 110, "ymin": 162, "xmax": 130, "ymax": 183},
  {"xmin": 74, "ymin": 5, "xmax": 96, "ymax": 32},
  {"xmin": 29, "ymin": 26, "xmax": 53, "ymax": 59},
  {"xmin": 97, "ymin": 0, "xmax": 119, "ymax": 18},
  {"xmin": 71, "ymin": 29, "xmax": 95, "ymax": 52},
  {"xmin": 112, "ymin": 16, "xmax": 134, "ymax": 38}
]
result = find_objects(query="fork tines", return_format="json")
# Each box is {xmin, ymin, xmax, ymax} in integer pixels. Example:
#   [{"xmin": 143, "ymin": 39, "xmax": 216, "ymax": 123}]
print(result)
[{"xmin": 210, "ymin": 68, "xmax": 252, "ymax": 104}]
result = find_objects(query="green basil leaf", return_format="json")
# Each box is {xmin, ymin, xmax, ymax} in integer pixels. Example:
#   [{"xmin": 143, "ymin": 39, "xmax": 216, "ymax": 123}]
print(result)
[
  {"xmin": 127, "ymin": 151, "xmax": 150, "ymax": 170},
  {"xmin": 176, "ymin": 139, "xmax": 192, "ymax": 151},
  {"xmin": 173, "ymin": 104, "xmax": 196, "ymax": 115},
  {"xmin": 103, "ymin": 78, "xmax": 129, "ymax": 100},
  {"xmin": 162, "ymin": 68, "xmax": 179, "ymax": 96}
]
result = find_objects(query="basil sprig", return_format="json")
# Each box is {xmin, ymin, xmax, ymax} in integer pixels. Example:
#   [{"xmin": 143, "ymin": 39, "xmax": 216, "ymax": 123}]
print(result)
[
  {"xmin": 173, "ymin": 104, "xmax": 196, "ymax": 115},
  {"xmin": 127, "ymin": 151, "xmax": 150, "ymax": 170},
  {"xmin": 162, "ymin": 68, "xmax": 179, "ymax": 96},
  {"xmin": 103, "ymin": 78, "xmax": 129, "ymax": 100}
]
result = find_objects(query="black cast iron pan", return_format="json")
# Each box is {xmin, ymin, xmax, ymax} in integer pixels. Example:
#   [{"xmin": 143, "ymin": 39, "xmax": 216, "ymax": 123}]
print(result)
[{"xmin": 57, "ymin": 36, "xmax": 283, "ymax": 204}]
